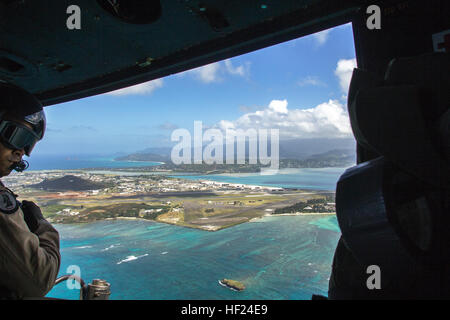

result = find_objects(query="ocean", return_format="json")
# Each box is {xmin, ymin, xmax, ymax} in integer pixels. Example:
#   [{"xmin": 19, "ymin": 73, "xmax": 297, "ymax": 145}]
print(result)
[
  {"xmin": 27, "ymin": 154, "xmax": 349, "ymax": 191},
  {"xmin": 24, "ymin": 154, "xmax": 345, "ymax": 300},
  {"xmin": 47, "ymin": 215, "xmax": 341, "ymax": 300},
  {"xmin": 171, "ymin": 167, "xmax": 347, "ymax": 191}
]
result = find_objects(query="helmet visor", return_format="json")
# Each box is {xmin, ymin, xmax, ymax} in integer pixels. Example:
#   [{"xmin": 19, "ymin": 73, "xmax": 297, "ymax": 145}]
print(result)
[{"xmin": 0, "ymin": 121, "xmax": 40, "ymax": 156}]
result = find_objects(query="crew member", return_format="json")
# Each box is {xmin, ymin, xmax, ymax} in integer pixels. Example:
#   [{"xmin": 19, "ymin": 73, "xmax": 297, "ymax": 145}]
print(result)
[{"xmin": 0, "ymin": 81, "xmax": 60, "ymax": 299}]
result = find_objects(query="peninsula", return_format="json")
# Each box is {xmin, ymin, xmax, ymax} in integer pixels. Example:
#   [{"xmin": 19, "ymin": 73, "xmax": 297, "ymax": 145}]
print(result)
[
  {"xmin": 6, "ymin": 170, "xmax": 335, "ymax": 231},
  {"xmin": 112, "ymin": 148, "xmax": 355, "ymax": 174}
]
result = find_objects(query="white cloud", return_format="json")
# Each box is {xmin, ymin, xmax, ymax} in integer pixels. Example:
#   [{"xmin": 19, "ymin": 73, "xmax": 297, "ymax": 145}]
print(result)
[
  {"xmin": 224, "ymin": 59, "xmax": 249, "ymax": 77},
  {"xmin": 297, "ymin": 76, "xmax": 326, "ymax": 87},
  {"xmin": 313, "ymin": 29, "xmax": 332, "ymax": 46},
  {"xmin": 216, "ymin": 99, "xmax": 352, "ymax": 140},
  {"xmin": 191, "ymin": 62, "xmax": 222, "ymax": 83},
  {"xmin": 180, "ymin": 59, "xmax": 249, "ymax": 83},
  {"xmin": 106, "ymin": 79, "xmax": 163, "ymax": 96},
  {"xmin": 335, "ymin": 58, "xmax": 357, "ymax": 94},
  {"xmin": 268, "ymin": 99, "xmax": 288, "ymax": 114}
]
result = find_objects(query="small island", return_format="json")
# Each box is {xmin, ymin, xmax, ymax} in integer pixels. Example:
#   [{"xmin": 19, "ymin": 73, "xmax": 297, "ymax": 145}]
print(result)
[{"xmin": 219, "ymin": 279, "xmax": 246, "ymax": 291}]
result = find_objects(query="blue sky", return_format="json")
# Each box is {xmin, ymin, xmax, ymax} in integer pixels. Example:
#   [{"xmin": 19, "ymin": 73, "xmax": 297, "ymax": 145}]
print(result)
[{"xmin": 35, "ymin": 23, "xmax": 356, "ymax": 156}]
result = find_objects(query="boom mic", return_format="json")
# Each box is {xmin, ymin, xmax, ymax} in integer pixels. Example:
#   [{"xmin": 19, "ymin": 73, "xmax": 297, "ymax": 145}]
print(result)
[{"xmin": 11, "ymin": 159, "xmax": 29, "ymax": 172}]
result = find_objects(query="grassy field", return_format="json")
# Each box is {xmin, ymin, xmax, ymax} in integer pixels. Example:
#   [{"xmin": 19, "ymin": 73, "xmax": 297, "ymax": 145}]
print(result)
[{"xmin": 32, "ymin": 189, "xmax": 329, "ymax": 231}]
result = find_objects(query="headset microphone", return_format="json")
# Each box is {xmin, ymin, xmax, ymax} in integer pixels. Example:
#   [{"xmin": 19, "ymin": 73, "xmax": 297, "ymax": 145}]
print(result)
[{"xmin": 11, "ymin": 160, "xmax": 29, "ymax": 172}]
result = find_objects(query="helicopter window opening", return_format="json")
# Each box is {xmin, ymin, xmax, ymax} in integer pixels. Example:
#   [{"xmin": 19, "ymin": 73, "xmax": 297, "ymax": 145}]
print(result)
[{"xmin": 9, "ymin": 22, "xmax": 357, "ymax": 300}]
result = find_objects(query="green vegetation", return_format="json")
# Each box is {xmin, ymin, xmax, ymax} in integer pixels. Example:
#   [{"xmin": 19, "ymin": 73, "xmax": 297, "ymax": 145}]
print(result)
[
  {"xmin": 23, "ymin": 170, "xmax": 334, "ymax": 230},
  {"xmin": 41, "ymin": 204, "xmax": 82, "ymax": 219},
  {"xmin": 273, "ymin": 197, "xmax": 335, "ymax": 214},
  {"xmin": 50, "ymin": 202, "xmax": 171, "ymax": 223},
  {"xmin": 159, "ymin": 162, "xmax": 263, "ymax": 174},
  {"xmin": 112, "ymin": 148, "xmax": 355, "ymax": 173},
  {"xmin": 115, "ymin": 153, "xmax": 168, "ymax": 162},
  {"xmin": 279, "ymin": 149, "xmax": 355, "ymax": 168},
  {"xmin": 29, "ymin": 175, "xmax": 112, "ymax": 191}
]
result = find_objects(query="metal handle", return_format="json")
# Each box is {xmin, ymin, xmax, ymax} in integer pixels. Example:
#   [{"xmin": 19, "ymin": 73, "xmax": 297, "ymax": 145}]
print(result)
[{"xmin": 54, "ymin": 275, "xmax": 111, "ymax": 300}]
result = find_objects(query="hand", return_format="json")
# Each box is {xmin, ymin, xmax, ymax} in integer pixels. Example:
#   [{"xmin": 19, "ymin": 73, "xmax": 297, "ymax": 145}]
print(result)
[{"xmin": 21, "ymin": 200, "xmax": 45, "ymax": 232}]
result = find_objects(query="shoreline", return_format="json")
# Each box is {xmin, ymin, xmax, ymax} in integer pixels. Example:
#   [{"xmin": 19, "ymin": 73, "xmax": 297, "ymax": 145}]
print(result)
[
  {"xmin": 18, "ymin": 167, "xmax": 338, "ymax": 232},
  {"xmin": 249, "ymin": 212, "xmax": 335, "ymax": 223},
  {"xmin": 112, "ymin": 159, "xmax": 165, "ymax": 165},
  {"xmin": 268, "ymin": 212, "xmax": 335, "ymax": 216},
  {"xmin": 57, "ymin": 211, "xmax": 336, "ymax": 232},
  {"xmin": 19, "ymin": 168, "xmax": 336, "ymax": 193},
  {"xmin": 20, "ymin": 166, "xmax": 341, "ymax": 192}
]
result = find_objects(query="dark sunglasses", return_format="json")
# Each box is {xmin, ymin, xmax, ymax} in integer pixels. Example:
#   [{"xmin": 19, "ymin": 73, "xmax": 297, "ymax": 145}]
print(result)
[{"xmin": 0, "ymin": 120, "xmax": 40, "ymax": 156}]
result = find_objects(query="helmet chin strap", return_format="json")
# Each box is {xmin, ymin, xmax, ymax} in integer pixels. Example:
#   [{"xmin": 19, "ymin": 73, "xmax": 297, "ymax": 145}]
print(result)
[{"xmin": 10, "ymin": 159, "xmax": 29, "ymax": 172}]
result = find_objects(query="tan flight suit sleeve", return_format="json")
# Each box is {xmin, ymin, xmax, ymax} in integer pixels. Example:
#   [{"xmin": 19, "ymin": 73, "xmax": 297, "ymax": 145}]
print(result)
[{"xmin": 0, "ymin": 205, "xmax": 61, "ymax": 299}]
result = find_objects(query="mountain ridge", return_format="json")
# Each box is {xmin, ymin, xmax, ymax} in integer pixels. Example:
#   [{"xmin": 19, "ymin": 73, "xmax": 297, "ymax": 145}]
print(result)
[{"xmin": 115, "ymin": 147, "xmax": 356, "ymax": 168}]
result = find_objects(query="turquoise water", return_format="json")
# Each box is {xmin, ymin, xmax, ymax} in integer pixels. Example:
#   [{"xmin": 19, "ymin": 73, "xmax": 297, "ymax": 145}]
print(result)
[
  {"xmin": 47, "ymin": 215, "xmax": 341, "ymax": 300},
  {"xmin": 26, "ymin": 155, "xmax": 345, "ymax": 299},
  {"xmin": 86, "ymin": 167, "xmax": 347, "ymax": 191},
  {"xmin": 27, "ymin": 154, "xmax": 347, "ymax": 191},
  {"xmin": 172, "ymin": 167, "xmax": 348, "ymax": 191}
]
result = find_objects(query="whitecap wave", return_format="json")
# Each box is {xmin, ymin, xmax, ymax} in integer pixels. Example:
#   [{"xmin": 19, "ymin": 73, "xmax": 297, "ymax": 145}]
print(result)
[
  {"xmin": 102, "ymin": 244, "xmax": 121, "ymax": 251},
  {"xmin": 74, "ymin": 246, "xmax": 92, "ymax": 249},
  {"xmin": 117, "ymin": 254, "xmax": 148, "ymax": 265}
]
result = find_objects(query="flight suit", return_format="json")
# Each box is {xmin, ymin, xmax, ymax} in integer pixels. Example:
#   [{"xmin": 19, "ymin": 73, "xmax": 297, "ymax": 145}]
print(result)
[{"xmin": 0, "ymin": 184, "xmax": 60, "ymax": 299}]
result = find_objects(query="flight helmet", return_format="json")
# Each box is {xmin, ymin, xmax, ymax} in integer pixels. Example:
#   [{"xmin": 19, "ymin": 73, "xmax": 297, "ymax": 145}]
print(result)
[{"xmin": 0, "ymin": 81, "xmax": 46, "ymax": 157}]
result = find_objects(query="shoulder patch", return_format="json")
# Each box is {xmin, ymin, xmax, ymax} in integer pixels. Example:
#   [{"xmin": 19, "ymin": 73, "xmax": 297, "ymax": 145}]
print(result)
[{"xmin": 0, "ymin": 189, "xmax": 18, "ymax": 214}]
